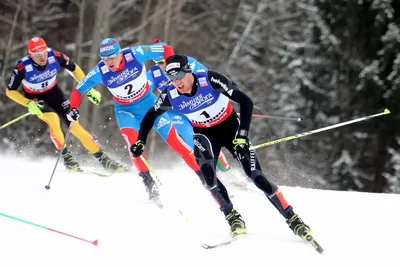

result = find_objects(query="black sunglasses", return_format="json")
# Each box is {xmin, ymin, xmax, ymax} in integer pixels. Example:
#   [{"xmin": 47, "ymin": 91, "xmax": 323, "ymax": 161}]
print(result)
[{"xmin": 165, "ymin": 63, "xmax": 191, "ymax": 81}]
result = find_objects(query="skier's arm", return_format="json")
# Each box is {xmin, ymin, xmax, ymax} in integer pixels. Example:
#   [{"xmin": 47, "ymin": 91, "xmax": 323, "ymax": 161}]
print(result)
[
  {"xmin": 130, "ymin": 44, "xmax": 174, "ymax": 64},
  {"xmin": 146, "ymin": 69, "xmax": 157, "ymax": 92},
  {"xmin": 207, "ymin": 70, "xmax": 253, "ymax": 134},
  {"xmin": 5, "ymin": 62, "xmax": 31, "ymax": 106},
  {"xmin": 138, "ymin": 90, "xmax": 173, "ymax": 143},
  {"xmin": 188, "ymin": 56, "xmax": 207, "ymax": 72},
  {"xmin": 53, "ymin": 50, "xmax": 86, "ymax": 82},
  {"xmin": 70, "ymin": 66, "xmax": 102, "ymax": 108}
]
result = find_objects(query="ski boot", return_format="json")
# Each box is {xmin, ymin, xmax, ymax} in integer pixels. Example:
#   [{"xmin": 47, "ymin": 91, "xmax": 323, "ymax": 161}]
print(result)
[
  {"xmin": 61, "ymin": 148, "xmax": 81, "ymax": 171},
  {"xmin": 93, "ymin": 150, "xmax": 126, "ymax": 172},
  {"xmin": 286, "ymin": 213, "xmax": 312, "ymax": 240},
  {"xmin": 139, "ymin": 171, "xmax": 163, "ymax": 208},
  {"xmin": 225, "ymin": 208, "xmax": 247, "ymax": 237}
]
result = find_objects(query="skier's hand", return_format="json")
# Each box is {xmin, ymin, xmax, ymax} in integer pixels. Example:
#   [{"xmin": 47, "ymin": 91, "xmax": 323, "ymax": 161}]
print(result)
[
  {"xmin": 87, "ymin": 88, "xmax": 101, "ymax": 105},
  {"xmin": 130, "ymin": 140, "xmax": 145, "ymax": 157},
  {"xmin": 26, "ymin": 100, "xmax": 44, "ymax": 116},
  {"xmin": 66, "ymin": 108, "xmax": 80, "ymax": 121},
  {"xmin": 233, "ymin": 130, "xmax": 250, "ymax": 161}
]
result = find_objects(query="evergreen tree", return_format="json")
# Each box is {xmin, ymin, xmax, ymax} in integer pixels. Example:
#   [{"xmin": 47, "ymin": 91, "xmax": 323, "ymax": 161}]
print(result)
[{"xmin": 290, "ymin": 0, "xmax": 400, "ymax": 192}]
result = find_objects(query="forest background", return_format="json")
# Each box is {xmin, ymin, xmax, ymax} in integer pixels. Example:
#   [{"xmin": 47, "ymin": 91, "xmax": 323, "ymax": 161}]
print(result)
[{"xmin": 0, "ymin": 0, "xmax": 399, "ymax": 193}]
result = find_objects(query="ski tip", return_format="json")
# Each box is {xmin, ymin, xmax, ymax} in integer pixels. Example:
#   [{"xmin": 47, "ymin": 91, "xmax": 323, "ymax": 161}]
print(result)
[
  {"xmin": 92, "ymin": 239, "xmax": 99, "ymax": 246},
  {"xmin": 384, "ymin": 108, "xmax": 390, "ymax": 114},
  {"xmin": 202, "ymin": 244, "xmax": 210, "ymax": 249}
]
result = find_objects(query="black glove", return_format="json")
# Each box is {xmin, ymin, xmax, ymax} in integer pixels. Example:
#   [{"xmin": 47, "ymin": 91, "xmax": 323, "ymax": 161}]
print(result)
[
  {"xmin": 66, "ymin": 108, "xmax": 80, "ymax": 121},
  {"xmin": 130, "ymin": 140, "xmax": 145, "ymax": 157},
  {"xmin": 232, "ymin": 130, "xmax": 250, "ymax": 161}
]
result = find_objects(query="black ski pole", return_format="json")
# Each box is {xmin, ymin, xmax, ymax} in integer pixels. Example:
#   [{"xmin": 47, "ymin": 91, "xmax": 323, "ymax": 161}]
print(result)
[{"xmin": 45, "ymin": 122, "xmax": 74, "ymax": 190}]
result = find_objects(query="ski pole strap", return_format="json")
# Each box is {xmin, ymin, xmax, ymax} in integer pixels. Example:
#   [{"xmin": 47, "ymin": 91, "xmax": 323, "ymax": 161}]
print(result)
[
  {"xmin": 0, "ymin": 112, "xmax": 31, "ymax": 130},
  {"xmin": 250, "ymin": 109, "xmax": 391, "ymax": 150}
]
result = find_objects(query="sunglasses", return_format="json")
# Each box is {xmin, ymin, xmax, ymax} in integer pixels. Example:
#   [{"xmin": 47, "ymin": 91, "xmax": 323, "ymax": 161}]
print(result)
[
  {"xmin": 153, "ymin": 59, "xmax": 165, "ymax": 65},
  {"xmin": 166, "ymin": 70, "xmax": 188, "ymax": 81},
  {"xmin": 30, "ymin": 50, "xmax": 48, "ymax": 57},
  {"xmin": 101, "ymin": 53, "xmax": 118, "ymax": 60}
]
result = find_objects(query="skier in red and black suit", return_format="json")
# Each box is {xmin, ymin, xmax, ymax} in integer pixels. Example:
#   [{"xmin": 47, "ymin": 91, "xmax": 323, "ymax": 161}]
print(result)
[{"xmin": 131, "ymin": 54, "xmax": 314, "ymax": 239}]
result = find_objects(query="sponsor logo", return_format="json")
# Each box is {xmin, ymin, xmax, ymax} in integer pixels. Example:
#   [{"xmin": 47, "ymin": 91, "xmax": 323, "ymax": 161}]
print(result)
[
  {"xmin": 125, "ymin": 53, "xmax": 134, "ymax": 62},
  {"xmin": 193, "ymin": 139, "xmax": 206, "ymax": 152},
  {"xmin": 156, "ymin": 117, "xmax": 170, "ymax": 129},
  {"xmin": 198, "ymin": 77, "xmax": 208, "ymax": 87},
  {"xmin": 154, "ymin": 93, "xmax": 166, "ymax": 111},
  {"xmin": 171, "ymin": 115, "xmax": 184, "ymax": 124},
  {"xmin": 29, "ymin": 69, "xmax": 58, "ymax": 82},
  {"xmin": 25, "ymin": 64, "xmax": 33, "ymax": 72},
  {"xmin": 100, "ymin": 65, "xmax": 109, "ymax": 74},
  {"xmin": 178, "ymin": 93, "xmax": 214, "ymax": 111},
  {"xmin": 100, "ymin": 45, "xmax": 115, "ymax": 52},
  {"xmin": 210, "ymin": 76, "xmax": 232, "ymax": 95},
  {"xmin": 158, "ymin": 79, "xmax": 169, "ymax": 89},
  {"xmin": 135, "ymin": 47, "xmax": 144, "ymax": 55},
  {"xmin": 118, "ymin": 110, "xmax": 135, "ymax": 118},
  {"xmin": 8, "ymin": 73, "xmax": 15, "ymax": 88},
  {"xmin": 166, "ymin": 62, "xmax": 180, "ymax": 72},
  {"xmin": 61, "ymin": 100, "xmax": 70, "ymax": 109},
  {"xmin": 107, "ymin": 67, "xmax": 139, "ymax": 86},
  {"xmin": 153, "ymin": 69, "xmax": 161, "ymax": 77},
  {"xmin": 169, "ymin": 88, "xmax": 179, "ymax": 99},
  {"xmin": 78, "ymin": 68, "xmax": 98, "ymax": 89},
  {"xmin": 250, "ymin": 149, "xmax": 256, "ymax": 171},
  {"xmin": 48, "ymin": 56, "xmax": 55, "ymax": 64}
]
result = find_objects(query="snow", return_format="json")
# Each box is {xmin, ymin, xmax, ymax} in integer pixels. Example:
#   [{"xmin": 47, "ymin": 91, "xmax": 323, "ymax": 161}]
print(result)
[{"xmin": 1, "ymin": 155, "xmax": 400, "ymax": 267}]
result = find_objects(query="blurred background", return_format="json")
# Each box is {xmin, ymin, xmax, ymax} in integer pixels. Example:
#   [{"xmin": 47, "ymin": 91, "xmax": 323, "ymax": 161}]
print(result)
[{"xmin": 0, "ymin": 0, "xmax": 399, "ymax": 193}]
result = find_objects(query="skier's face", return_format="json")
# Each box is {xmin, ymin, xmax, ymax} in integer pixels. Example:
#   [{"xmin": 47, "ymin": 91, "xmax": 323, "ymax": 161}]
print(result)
[
  {"xmin": 103, "ymin": 53, "xmax": 123, "ymax": 72},
  {"xmin": 30, "ymin": 49, "xmax": 48, "ymax": 66},
  {"xmin": 172, "ymin": 73, "xmax": 193, "ymax": 94}
]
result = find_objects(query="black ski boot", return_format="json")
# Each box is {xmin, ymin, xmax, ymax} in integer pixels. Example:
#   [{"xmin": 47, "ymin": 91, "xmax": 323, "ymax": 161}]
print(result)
[
  {"xmin": 61, "ymin": 148, "xmax": 81, "ymax": 171},
  {"xmin": 139, "ymin": 171, "xmax": 163, "ymax": 208},
  {"xmin": 93, "ymin": 150, "xmax": 126, "ymax": 172},
  {"xmin": 286, "ymin": 213, "xmax": 312, "ymax": 240},
  {"xmin": 225, "ymin": 208, "xmax": 247, "ymax": 237}
]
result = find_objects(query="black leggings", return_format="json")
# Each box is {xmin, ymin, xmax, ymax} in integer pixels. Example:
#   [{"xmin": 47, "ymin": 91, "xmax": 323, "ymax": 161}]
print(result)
[
  {"xmin": 24, "ymin": 85, "xmax": 71, "ymax": 127},
  {"xmin": 193, "ymin": 112, "xmax": 280, "ymax": 213}
]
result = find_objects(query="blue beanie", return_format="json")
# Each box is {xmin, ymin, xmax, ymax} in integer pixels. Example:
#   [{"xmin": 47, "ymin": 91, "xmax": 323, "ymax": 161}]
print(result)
[{"xmin": 99, "ymin": 38, "xmax": 121, "ymax": 58}]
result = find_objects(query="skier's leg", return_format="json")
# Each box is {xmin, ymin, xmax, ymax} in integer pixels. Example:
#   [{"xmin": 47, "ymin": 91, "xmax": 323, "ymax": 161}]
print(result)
[
  {"xmin": 169, "ymin": 110, "xmax": 230, "ymax": 172},
  {"xmin": 226, "ymin": 140, "xmax": 312, "ymax": 239},
  {"xmin": 193, "ymin": 132, "xmax": 246, "ymax": 237},
  {"xmin": 46, "ymin": 87, "xmax": 124, "ymax": 171},
  {"xmin": 154, "ymin": 112, "xmax": 200, "ymax": 172},
  {"xmin": 115, "ymin": 105, "xmax": 160, "ymax": 201}
]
